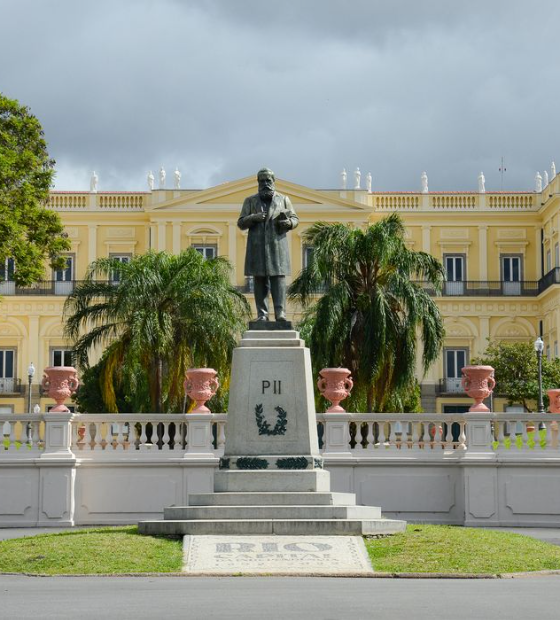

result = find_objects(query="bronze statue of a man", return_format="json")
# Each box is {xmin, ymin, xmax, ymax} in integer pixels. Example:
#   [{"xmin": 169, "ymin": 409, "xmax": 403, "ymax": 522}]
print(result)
[{"xmin": 237, "ymin": 168, "xmax": 299, "ymax": 321}]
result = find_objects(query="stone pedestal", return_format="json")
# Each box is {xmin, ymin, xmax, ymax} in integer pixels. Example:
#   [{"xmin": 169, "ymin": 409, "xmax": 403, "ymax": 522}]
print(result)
[{"xmin": 139, "ymin": 329, "xmax": 405, "ymax": 537}]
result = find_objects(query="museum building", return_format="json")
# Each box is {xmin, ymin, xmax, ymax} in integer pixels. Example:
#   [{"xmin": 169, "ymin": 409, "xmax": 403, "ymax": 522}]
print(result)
[{"xmin": 1, "ymin": 169, "xmax": 559, "ymax": 414}]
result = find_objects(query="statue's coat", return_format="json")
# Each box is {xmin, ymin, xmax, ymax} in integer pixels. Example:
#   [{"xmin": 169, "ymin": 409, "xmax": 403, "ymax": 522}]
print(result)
[{"xmin": 237, "ymin": 192, "xmax": 299, "ymax": 277}]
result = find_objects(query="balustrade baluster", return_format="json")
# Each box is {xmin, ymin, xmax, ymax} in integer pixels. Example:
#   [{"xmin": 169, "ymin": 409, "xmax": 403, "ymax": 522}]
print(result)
[
  {"xmin": 105, "ymin": 423, "xmax": 113, "ymax": 450},
  {"xmin": 139, "ymin": 423, "xmax": 148, "ymax": 450},
  {"xmin": 458, "ymin": 421, "xmax": 467, "ymax": 450},
  {"xmin": 377, "ymin": 421, "xmax": 386, "ymax": 448},
  {"xmin": 161, "ymin": 423, "xmax": 170, "ymax": 451},
  {"xmin": 508, "ymin": 419, "xmax": 516, "ymax": 450},
  {"xmin": 126, "ymin": 422, "xmax": 135, "ymax": 450},
  {"xmin": 432, "ymin": 422, "xmax": 442, "ymax": 449},
  {"xmin": 497, "ymin": 420, "xmax": 505, "ymax": 449},
  {"xmin": 31, "ymin": 421, "xmax": 41, "ymax": 451},
  {"xmin": 411, "ymin": 421, "xmax": 420, "ymax": 449},
  {"xmin": 217, "ymin": 422, "xmax": 226, "ymax": 453},
  {"xmin": 521, "ymin": 421, "xmax": 529, "ymax": 449},
  {"xmin": 418, "ymin": 422, "xmax": 426, "ymax": 449},
  {"xmin": 366, "ymin": 422, "xmax": 374, "ymax": 451},
  {"xmin": 385, "ymin": 422, "xmax": 393, "ymax": 450},
  {"xmin": 542, "ymin": 422, "xmax": 551, "ymax": 450},
  {"xmin": 92, "ymin": 422, "xmax": 102, "ymax": 451},
  {"xmin": 116, "ymin": 423, "xmax": 124, "ymax": 450},
  {"xmin": 7, "ymin": 421, "xmax": 16, "ymax": 450},
  {"xmin": 445, "ymin": 420, "xmax": 453, "ymax": 450}
]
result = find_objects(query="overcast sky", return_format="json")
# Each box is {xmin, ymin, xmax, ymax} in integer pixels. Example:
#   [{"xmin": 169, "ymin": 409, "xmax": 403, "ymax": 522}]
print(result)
[{"xmin": 2, "ymin": 0, "xmax": 559, "ymax": 192}]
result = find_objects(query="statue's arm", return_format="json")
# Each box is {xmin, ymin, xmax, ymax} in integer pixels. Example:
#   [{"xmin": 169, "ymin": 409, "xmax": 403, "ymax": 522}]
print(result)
[
  {"xmin": 237, "ymin": 198, "xmax": 256, "ymax": 230},
  {"xmin": 284, "ymin": 196, "xmax": 299, "ymax": 230}
]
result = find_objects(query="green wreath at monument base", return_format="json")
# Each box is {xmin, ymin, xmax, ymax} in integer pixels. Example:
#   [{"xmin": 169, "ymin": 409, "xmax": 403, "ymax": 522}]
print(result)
[{"xmin": 255, "ymin": 403, "xmax": 288, "ymax": 436}]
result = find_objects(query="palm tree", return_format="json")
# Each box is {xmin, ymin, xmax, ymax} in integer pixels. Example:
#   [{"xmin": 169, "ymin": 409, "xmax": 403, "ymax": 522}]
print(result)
[
  {"xmin": 64, "ymin": 250, "xmax": 250, "ymax": 413},
  {"xmin": 289, "ymin": 214, "xmax": 445, "ymax": 412}
]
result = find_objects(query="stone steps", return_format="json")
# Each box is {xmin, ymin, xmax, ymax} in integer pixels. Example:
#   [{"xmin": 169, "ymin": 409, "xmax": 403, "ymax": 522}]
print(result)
[
  {"xmin": 164, "ymin": 505, "xmax": 382, "ymax": 520},
  {"xmin": 188, "ymin": 492, "xmax": 357, "ymax": 506},
  {"xmin": 139, "ymin": 518, "xmax": 406, "ymax": 536}
]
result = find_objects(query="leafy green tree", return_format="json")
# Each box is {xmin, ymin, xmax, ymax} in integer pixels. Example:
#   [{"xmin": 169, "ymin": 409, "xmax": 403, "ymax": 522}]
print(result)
[
  {"xmin": 289, "ymin": 213, "xmax": 445, "ymax": 412},
  {"xmin": 73, "ymin": 352, "xmax": 135, "ymax": 413},
  {"xmin": 64, "ymin": 250, "xmax": 250, "ymax": 413},
  {"xmin": 472, "ymin": 340, "xmax": 560, "ymax": 412},
  {"xmin": 0, "ymin": 93, "xmax": 69, "ymax": 285}
]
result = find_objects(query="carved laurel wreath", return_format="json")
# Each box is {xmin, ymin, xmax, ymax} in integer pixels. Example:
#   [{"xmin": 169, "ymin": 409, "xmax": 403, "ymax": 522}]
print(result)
[{"xmin": 255, "ymin": 403, "xmax": 288, "ymax": 436}]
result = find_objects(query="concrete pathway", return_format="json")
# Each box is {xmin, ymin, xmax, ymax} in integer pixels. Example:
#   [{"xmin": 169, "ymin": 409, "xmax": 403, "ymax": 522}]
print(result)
[
  {"xmin": 1, "ymin": 575, "xmax": 560, "ymax": 620},
  {"xmin": 481, "ymin": 527, "xmax": 560, "ymax": 546},
  {"xmin": 0, "ymin": 526, "xmax": 98, "ymax": 541}
]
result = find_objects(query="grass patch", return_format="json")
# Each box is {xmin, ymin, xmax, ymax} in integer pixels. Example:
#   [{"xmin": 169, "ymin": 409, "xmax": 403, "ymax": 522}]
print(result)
[
  {"xmin": 3, "ymin": 524, "xmax": 560, "ymax": 576},
  {"xmin": 366, "ymin": 524, "xmax": 560, "ymax": 574},
  {"xmin": 0, "ymin": 526, "xmax": 183, "ymax": 575}
]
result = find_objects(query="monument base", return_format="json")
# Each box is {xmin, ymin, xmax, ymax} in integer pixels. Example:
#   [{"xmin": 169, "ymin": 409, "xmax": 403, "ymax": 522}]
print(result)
[
  {"xmin": 138, "ymin": 329, "xmax": 406, "ymax": 538},
  {"xmin": 248, "ymin": 319, "xmax": 293, "ymax": 330}
]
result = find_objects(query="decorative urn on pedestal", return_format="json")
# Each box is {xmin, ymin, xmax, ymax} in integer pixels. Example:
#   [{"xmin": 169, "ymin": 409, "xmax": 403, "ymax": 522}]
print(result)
[
  {"xmin": 547, "ymin": 389, "xmax": 560, "ymax": 447},
  {"xmin": 547, "ymin": 389, "xmax": 560, "ymax": 413},
  {"xmin": 184, "ymin": 368, "xmax": 219, "ymax": 413},
  {"xmin": 461, "ymin": 365, "xmax": 495, "ymax": 412},
  {"xmin": 42, "ymin": 366, "xmax": 80, "ymax": 412},
  {"xmin": 317, "ymin": 368, "xmax": 354, "ymax": 413}
]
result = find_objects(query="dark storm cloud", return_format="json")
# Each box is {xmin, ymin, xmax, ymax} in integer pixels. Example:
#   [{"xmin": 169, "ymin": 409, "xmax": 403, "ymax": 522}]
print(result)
[{"xmin": 1, "ymin": 0, "xmax": 559, "ymax": 192}]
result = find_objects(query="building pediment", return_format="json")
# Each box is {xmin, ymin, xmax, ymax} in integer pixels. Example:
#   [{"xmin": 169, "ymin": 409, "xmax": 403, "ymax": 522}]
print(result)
[{"xmin": 148, "ymin": 175, "xmax": 367, "ymax": 213}]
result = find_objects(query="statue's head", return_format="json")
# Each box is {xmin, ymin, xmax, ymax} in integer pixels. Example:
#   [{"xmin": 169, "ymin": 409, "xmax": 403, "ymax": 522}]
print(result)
[{"xmin": 257, "ymin": 168, "xmax": 275, "ymax": 200}]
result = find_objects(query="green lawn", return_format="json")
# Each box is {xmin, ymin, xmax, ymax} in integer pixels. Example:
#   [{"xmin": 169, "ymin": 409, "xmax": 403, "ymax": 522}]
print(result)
[
  {"xmin": 1, "ymin": 524, "xmax": 560, "ymax": 575},
  {"xmin": 366, "ymin": 524, "xmax": 560, "ymax": 574},
  {"xmin": 0, "ymin": 527, "xmax": 183, "ymax": 575}
]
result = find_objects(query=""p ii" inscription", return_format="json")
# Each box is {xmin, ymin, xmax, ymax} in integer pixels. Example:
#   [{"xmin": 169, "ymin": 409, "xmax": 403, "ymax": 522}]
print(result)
[{"xmin": 262, "ymin": 380, "xmax": 282, "ymax": 395}]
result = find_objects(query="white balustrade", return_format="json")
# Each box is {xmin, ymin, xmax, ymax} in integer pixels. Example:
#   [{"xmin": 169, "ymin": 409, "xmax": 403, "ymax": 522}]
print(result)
[
  {"xmin": 0, "ymin": 414, "xmax": 44, "ymax": 453},
  {"xmin": 2, "ymin": 412, "xmax": 559, "ymax": 459}
]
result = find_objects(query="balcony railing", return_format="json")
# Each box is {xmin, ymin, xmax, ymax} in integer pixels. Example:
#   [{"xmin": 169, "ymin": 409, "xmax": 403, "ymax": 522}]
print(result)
[
  {"xmin": 3, "ymin": 269, "xmax": 560, "ymax": 299},
  {"xmin": 416, "ymin": 280, "xmax": 541, "ymax": 297},
  {"xmin": 437, "ymin": 378, "xmax": 465, "ymax": 395},
  {"xmin": 0, "ymin": 378, "xmax": 22, "ymax": 394},
  {"xmin": 0, "ymin": 280, "xmax": 84, "ymax": 296}
]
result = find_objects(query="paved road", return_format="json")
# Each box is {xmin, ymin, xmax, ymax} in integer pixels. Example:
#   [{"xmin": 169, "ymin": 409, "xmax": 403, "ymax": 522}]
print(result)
[{"xmin": 1, "ymin": 576, "xmax": 560, "ymax": 620}]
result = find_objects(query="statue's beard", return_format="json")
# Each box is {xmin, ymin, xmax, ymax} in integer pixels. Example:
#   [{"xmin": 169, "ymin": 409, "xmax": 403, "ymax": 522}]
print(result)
[{"xmin": 259, "ymin": 186, "xmax": 274, "ymax": 201}]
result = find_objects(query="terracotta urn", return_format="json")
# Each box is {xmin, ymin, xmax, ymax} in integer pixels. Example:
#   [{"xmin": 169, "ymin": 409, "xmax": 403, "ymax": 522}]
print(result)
[
  {"xmin": 547, "ymin": 389, "xmax": 560, "ymax": 448},
  {"xmin": 317, "ymin": 368, "xmax": 354, "ymax": 413},
  {"xmin": 461, "ymin": 365, "xmax": 495, "ymax": 412},
  {"xmin": 547, "ymin": 389, "xmax": 560, "ymax": 413},
  {"xmin": 184, "ymin": 368, "xmax": 219, "ymax": 413},
  {"xmin": 42, "ymin": 366, "xmax": 80, "ymax": 413}
]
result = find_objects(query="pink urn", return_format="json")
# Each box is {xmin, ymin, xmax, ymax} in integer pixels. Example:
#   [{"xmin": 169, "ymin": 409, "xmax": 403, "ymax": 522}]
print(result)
[
  {"xmin": 317, "ymin": 368, "xmax": 354, "ymax": 413},
  {"xmin": 184, "ymin": 368, "xmax": 219, "ymax": 413},
  {"xmin": 461, "ymin": 365, "xmax": 495, "ymax": 412},
  {"xmin": 547, "ymin": 389, "xmax": 560, "ymax": 413},
  {"xmin": 42, "ymin": 366, "xmax": 80, "ymax": 413}
]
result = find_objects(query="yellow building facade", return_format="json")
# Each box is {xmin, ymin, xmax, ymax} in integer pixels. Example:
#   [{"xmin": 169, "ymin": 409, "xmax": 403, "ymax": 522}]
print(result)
[{"xmin": 2, "ymin": 173, "xmax": 560, "ymax": 413}]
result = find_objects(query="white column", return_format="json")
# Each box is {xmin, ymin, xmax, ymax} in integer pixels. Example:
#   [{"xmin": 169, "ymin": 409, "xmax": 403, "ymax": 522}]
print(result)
[
  {"xmin": 88, "ymin": 225, "xmax": 97, "ymax": 265},
  {"xmin": 478, "ymin": 226, "xmax": 488, "ymax": 281},
  {"xmin": 228, "ymin": 223, "xmax": 237, "ymax": 284},
  {"xmin": 422, "ymin": 226, "xmax": 431, "ymax": 253},
  {"xmin": 172, "ymin": 223, "xmax": 181, "ymax": 254},
  {"xmin": 157, "ymin": 222, "xmax": 166, "ymax": 252}
]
